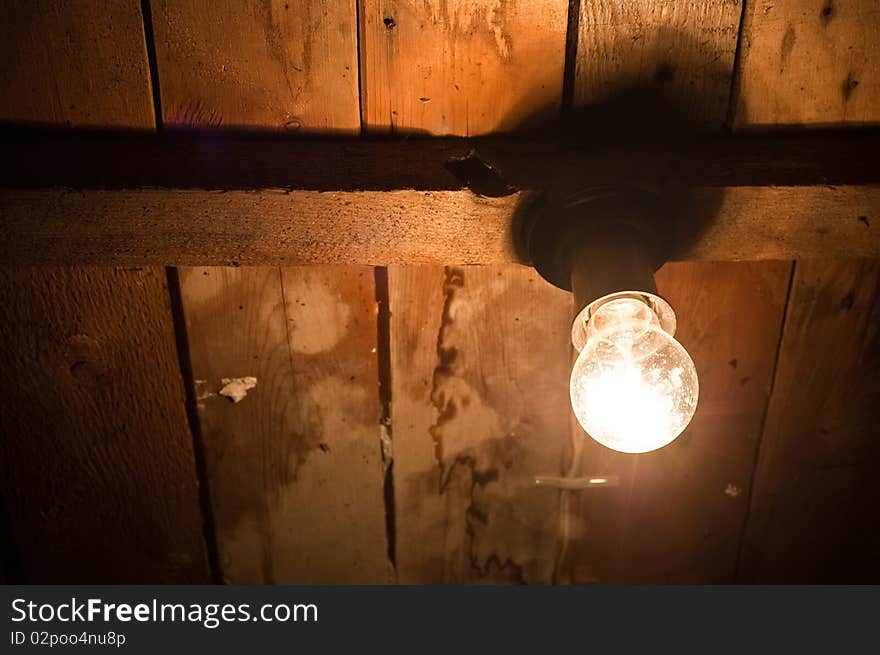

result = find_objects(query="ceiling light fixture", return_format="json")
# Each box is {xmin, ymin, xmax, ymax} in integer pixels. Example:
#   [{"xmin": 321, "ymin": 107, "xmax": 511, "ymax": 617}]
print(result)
[{"xmin": 525, "ymin": 187, "xmax": 698, "ymax": 454}]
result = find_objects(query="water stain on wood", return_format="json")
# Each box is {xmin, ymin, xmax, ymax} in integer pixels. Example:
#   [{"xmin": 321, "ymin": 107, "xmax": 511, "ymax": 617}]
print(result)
[
  {"xmin": 391, "ymin": 264, "xmax": 571, "ymax": 584},
  {"xmin": 180, "ymin": 266, "xmax": 387, "ymax": 583},
  {"xmin": 428, "ymin": 266, "xmax": 465, "ymax": 465}
]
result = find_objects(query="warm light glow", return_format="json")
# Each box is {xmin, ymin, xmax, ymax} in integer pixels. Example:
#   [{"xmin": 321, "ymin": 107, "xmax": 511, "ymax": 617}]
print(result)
[{"xmin": 570, "ymin": 297, "xmax": 698, "ymax": 453}]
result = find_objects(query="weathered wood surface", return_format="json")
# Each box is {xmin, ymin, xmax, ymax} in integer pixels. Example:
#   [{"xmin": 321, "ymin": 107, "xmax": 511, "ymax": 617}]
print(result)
[
  {"xmin": 575, "ymin": 0, "xmax": 742, "ymax": 126},
  {"xmin": 179, "ymin": 267, "xmax": 390, "ymax": 583},
  {"xmin": 735, "ymin": 0, "xmax": 880, "ymax": 127},
  {"xmin": 366, "ymin": 1, "xmax": 574, "ymax": 583},
  {"xmin": 360, "ymin": 0, "xmax": 568, "ymax": 134},
  {"xmin": 155, "ymin": 0, "xmax": 390, "ymax": 582},
  {"xmin": 389, "ymin": 266, "xmax": 573, "ymax": 582},
  {"xmin": 2, "ymin": 184, "xmax": 877, "ymax": 266},
  {"xmin": 152, "ymin": 1, "xmax": 360, "ymax": 131},
  {"xmin": 0, "ymin": 268, "xmax": 210, "ymax": 582},
  {"xmin": 0, "ymin": 1, "xmax": 154, "ymax": 128},
  {"xmin": 734, "ymin": 0, "xmax": 880, "ymax": 582},
  {"xmin": 738, "ymin": 260, "xmax": 880, "ymax": 582},
  {"xmin": 0, "ymin": 0, "xmax": 209, "ymax": 583}
]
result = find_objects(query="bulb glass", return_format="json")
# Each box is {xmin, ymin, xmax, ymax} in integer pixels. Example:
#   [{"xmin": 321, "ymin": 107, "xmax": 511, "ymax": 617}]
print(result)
[{"xmin": 570, "ymin": 296, "xmax": 698, "ymax": 453}]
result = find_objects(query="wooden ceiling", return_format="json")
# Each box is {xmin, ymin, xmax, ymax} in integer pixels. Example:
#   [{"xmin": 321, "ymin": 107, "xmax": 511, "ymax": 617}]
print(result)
[{"xmin": 0, "ymin": 1, "xmax": 878, "ymax": 584}]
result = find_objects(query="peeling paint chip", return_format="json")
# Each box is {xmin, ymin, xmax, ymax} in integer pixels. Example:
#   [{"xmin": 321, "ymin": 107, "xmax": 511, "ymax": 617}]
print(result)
[
  {"xmin": 219, "ymin": 377, "xmax": 258, "ymax": 403},
  {"xmin": 724, "ymin": 483, "xmax": 741, "ymax": 498}
]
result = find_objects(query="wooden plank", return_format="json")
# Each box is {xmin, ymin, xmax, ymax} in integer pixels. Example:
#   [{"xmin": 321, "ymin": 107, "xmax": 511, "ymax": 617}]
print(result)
[
  {"xmin": 0, "ymin": 1, "xmax": 209, "ymax": 582},
  {"xmin": 179, "ymin": 267, "xmax": 389, "ymax": 583},
  {"xmin": 575, "ymin": 0, "xmax": 742, "ymax": 126},
  {"xmin": 560, "ymin": 1, "xmax": 794, "ymax": 583},
  {"xmin": 365, "ymin": 1, "xmax": 573, "ymax": 583},
  {"xmin": 733, "ymin": 0, "xmax": 880, "ymax": 582},
  {"xmin": 389, "ymin": 266, "xmax": 573, "ymax": 582},
  {"xmin": 3, "ymin": 127, "xmax": 878, "ymax": 266},
  {"xmin": 2, "ymin": 185, "xmax": 877, "ymax": 266},
  {"xmin": 151, "ymin": 1, "xmax": 359, "ymax": 130},
  {"xmin": 561, "ymin": 262, "xmax": 791, "ymax": 583},
  {"xmin": 734, "ymin": 0, "xmax": 880, "ymax": 128},
  {"xmin": 0, "ymin": 1, "xmax": 153, "ymax": 128},
  {"xmin": 154, "ymin": 0, "xmax": 390, "ymax": 582},
  {"xmin": 0, "ymin": 268, "xmax": 210, "ymax": 583},
  {"xmin": 738, "ymin": 260, "xmax": 880, "ymax": 582},
  {"xmin": 360, "ymin": 1, "xmax": 568, "ymax": 134}
]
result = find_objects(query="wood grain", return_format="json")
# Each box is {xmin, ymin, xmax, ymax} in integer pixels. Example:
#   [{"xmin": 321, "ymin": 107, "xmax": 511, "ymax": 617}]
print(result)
[
  {"xmin": 575, "ymin": 0, "xmax": 742, "ymax": 126},
  {"xmin": 360, "ymin": 0, "xmax": 568, "ymax": 134},
  {"xmin": 152, "ymin": 0, "xmax": 360, "ymax": 130},
  {"xmin": 0, "ymin": 268, "xmax": 209, "ymax": 582},
  {"xmin": 0, "ymin": 1, "xmax": 209, "ymax": 582},
  {"xmin": 735, "ymin": 0, "xmax": 880, "ymax": 127},
  {"xmin": 733, "ymin": 0, "xmax": 880, "ymax": 582},
  {"xmin": 738, "ymin": 261, "xmax": 880, "ymax": 582},
  {"xmin": 157, "ymin": 1, "xmax": 389, "ymax": 582},
  {"xmin": 562, "ymin": 262, "xmax": 791, "ymax": 583},
  {"xmin": 179, "ymin": 267, "xmax": 389, "ymax": 582},
  {"xmin": 389, "ymin": 266, "xmax": 573, "ymax": 582},
  {"xmin": 0, "ymin": 0, "xmax": 154, "ymax": 128},
  {"xmin": 2, "ymin": 185, "xmax": 878, "ymax": 266},
  {"xmin": 366, "ymin": 1, "xmax": 573, "ymax": 583}
]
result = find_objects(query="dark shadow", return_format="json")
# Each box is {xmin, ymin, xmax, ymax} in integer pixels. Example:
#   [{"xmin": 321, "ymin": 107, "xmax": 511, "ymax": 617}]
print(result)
[
  {"xmin": 0, "ymin": 122, "xmax": 473, "ymax": 193},
  {"xmin": 0, "ymin": 494, "xmax": 24, "ymax": 583},
  {"xmin": 498, "ymin": 25, "xmax": 743, "ymax": 265}
]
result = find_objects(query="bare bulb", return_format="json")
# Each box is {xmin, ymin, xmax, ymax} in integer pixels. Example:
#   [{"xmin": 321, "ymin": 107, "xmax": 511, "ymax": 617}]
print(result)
[{"xmin": 570, "ymin": 296, "xmax": 698, "ymax": 453}]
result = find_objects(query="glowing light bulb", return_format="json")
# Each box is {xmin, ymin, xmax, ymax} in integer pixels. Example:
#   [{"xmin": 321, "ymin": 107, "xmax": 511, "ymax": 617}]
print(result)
[{"xmin": 570, "ymin": 296, "xmax": 698, "ymax": 454}]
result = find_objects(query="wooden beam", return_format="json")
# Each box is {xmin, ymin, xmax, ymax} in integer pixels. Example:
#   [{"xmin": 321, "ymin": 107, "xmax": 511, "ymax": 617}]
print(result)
[
  {"xmin": 0, "ymin": 131, "xmax": 880, "ymax": 265},
  {"xmin": 1, "ymin": 129, "xmax": 878, "ymax": 265},
  {"xmin": 0, "ymin": 185, "xmax": 876, "ymax": 266}
]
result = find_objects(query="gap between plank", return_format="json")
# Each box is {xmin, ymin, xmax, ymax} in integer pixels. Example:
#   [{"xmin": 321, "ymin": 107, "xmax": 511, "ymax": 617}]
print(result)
[
  {"xmin": 373, "ymin": 267, "xmax": 396, "ymax": 574},
  {"xmin": 139, "ymin": 0, "xmax": 164, "ymax": 130},
  {"xmin": 355, "ymin": 0, "xmax": 367, "ymax": 136},
  {"xmin": 165, "ymin": 267, "xmax": 224, "ymax": 584},
  {"xmin": 561, "ymin": 0, "xmax": 582, "ymax": 112},
  {"xmin": 733, "ymin": 260, "xmax": 797, "ymax": 581},
  {"xmin": 724, "ymin": 0, "xmax": 751, "ymax": 131}
]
